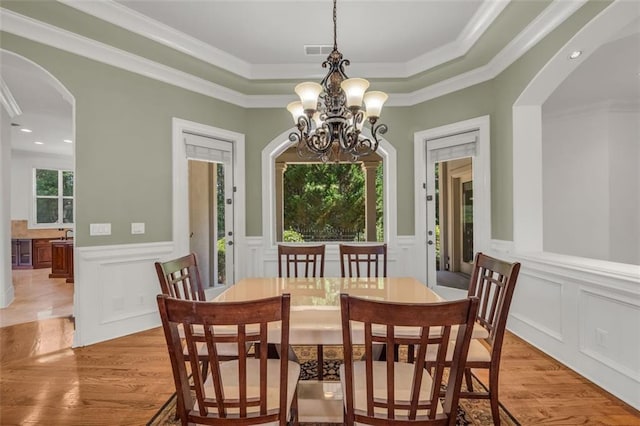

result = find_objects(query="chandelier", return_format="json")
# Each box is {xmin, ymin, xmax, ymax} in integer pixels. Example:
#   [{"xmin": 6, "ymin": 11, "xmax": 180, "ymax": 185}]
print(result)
[{"xmin": 287, "ymin": 0, "xmax": 388, "ymax": 162}]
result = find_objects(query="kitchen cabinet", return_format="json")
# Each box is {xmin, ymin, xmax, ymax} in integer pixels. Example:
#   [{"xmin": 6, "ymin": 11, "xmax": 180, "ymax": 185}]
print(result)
[
  {"xmin": 49, "ymin": 239, "xmax": 74, "ymax": 283},
  {"xmin": 11, "ymin": 239, "xmax": 32, "ymax": 269},
  {"xmin": 32, "ymin": 238, "xmax": 53, "ymax": 269}
]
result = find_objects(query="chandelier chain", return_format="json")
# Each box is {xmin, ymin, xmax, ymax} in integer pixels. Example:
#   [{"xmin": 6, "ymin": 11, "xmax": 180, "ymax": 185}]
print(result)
[
  {"xmin": 287, "ymin": 0, "xmax": 388, "ymax": 162},
  {"xmin": 333, "ymin": 0, "xmax": 337, "ymax": 51}
]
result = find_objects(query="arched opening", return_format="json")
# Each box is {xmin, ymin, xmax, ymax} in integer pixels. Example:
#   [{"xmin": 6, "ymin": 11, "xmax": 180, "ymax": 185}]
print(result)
[
  {"xmin": 262, "ymin": 128, "xmax": 397, "ymax": 249},
  {"xmin": 1, "ymin": 50, "xmax": 76, "ymax": 332}
]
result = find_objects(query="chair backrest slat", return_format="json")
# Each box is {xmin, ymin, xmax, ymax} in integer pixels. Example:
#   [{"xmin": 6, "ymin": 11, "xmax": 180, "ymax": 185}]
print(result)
[
  {"xmin": 278, "ymin": 244, "xmax": 325, "ymax": 278},
  {"xmin": 155, "ymin": 253, "xmax": 206, "ymax": 301},
  {"xmin": 341, "ymin": 293, "xmax": 479, "ymax": 424},
  {"xmin": 339, "ymin": 244, "xmax": 387, "ymax": 278},
  {"xmin": 468, "ymin": 252, "xmax": 521, "ymax": 354},
  {"xmin": 157, "ymin": 294, "xmax": 293, "ymax": 424}
]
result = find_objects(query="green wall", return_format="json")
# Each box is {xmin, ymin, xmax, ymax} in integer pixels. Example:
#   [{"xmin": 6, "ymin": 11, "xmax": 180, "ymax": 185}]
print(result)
[
  {"xmin": 1, "ymin": 0, "xmax": 610, "ymax": 244},
  {"xmin": 1, "ymin": 33, "xmax": 246, "ymax": 247}
]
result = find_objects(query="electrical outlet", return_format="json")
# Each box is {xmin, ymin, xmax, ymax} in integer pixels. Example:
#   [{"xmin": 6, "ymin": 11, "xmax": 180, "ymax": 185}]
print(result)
[{"xmin": 596, "ymin": 328, "xmax": 608, "ymax": 347}]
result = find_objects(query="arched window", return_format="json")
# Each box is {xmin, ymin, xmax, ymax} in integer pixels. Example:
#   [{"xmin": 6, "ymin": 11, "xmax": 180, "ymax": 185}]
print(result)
[{"xmin": 262, "ymin": 129, "xmax": 397, "ymax": 247}]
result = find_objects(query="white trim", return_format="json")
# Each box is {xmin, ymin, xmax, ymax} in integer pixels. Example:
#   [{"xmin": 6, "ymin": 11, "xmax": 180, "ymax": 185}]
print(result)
[
  {"xmin": 58, "ymin": 0, "xmax": 253, "ymax": 78},
  {"xmin": 0, "ymin": 2, "xmax": 583, "ymax": 108},
  {"xmin": 172, "ymin": 118, "xmax": 246, "ymax": 283},
  {"xmin": 74, "ymin": 241, "xmax": 173, "ymax": 347},
  {"xmin": 61, "ymin": 0, "xmax": 507, "ymax": 80},
  {"xmin": 0, "ymin": 9, "xmax": 248, "ymax": 107},
  {"xmin": 413, "ymin": 115, "xmax": 491, "ymax": 287},
  {"xmin": 0, "ymin": 76, "xmax": 22, "ymax": 118},
  {"xmin": 261, "ymin": 128, "xmax": 397, "ymax": 249},
  {"xmin": 404, "ymin": 0, "xmax": 509, "ymax": 78}
]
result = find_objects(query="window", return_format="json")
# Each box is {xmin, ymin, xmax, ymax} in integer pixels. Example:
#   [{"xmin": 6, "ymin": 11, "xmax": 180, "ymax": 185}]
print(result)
[
  {"xmin": 34, "ymin": 168, "xmax": 74, "ymax": 226},
  {"xmin": 276, "ymin": 147, "xmax": 383, "ymax": 242}
]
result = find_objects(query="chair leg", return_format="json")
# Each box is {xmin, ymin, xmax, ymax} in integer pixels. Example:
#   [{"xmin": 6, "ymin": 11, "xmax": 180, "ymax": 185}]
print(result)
[
  {"xmin": 407, "ymin": 344, "xmax": 415, "ymax": 363},
  {"xmin": 464, "ymin": 367, "xmax": 473, "ymax": 391},
  {"xmin": 489, "ymin": 367, "xmax": 501, "ymax": 426},
  {"xmin": 317, "ymin": 344, "xmax": 323, "ymax": 381},
  {"xmin": 289, "ymin": 389, "xmax": 299, "ymax": 425}
]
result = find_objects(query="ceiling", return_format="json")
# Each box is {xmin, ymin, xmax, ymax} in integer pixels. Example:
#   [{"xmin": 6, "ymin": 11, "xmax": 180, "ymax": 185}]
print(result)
[
  {"xmin": 2, "ymin": 52, "xmax": 74, "ymax": 156},
  {"xmin": 114, "ymin": 0, "xmax": 487, "ymax": 76},
  {"xmin": 1, "ymin": 1, "xmax": 638, "ymax": 157}
]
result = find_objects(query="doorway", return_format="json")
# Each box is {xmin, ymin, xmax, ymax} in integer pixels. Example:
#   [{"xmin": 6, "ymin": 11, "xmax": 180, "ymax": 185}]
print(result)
[
  {"xmin": 1, "ymin": 50, "xmax": 76, "ymax": 329},
  {"xmin": 434, "ymin": 157, "xmax": 473, "ymax": 290},
  {"xmin": 185, "ymin": 132, "xmax": 235, "ymax": 288},
  {"xmin": 414, "ymin": 116, "xmax": 490, "ymax": 301}
]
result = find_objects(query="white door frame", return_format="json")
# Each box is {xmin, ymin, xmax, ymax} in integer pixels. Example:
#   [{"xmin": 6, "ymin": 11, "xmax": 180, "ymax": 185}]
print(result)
[
  {"xmin": 414, "ymin": 115, "xmax": 490, "ymax": 300},
  {"xmin": 172, "ymin": 118, "xmax": 245, "ymax": 297}
]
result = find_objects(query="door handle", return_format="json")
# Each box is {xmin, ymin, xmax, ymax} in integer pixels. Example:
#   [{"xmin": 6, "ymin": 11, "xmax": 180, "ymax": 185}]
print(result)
[
  {"xmin": 427, "ymin": 240, "xmax": 434, "ymax": 245},
  {"xmin": 227, "ymin": 241, "xmax": 233, "ymax": 246}
]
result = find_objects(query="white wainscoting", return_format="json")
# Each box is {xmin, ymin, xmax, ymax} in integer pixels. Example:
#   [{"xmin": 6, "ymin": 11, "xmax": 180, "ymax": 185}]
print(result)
[
  {"xmin": 73, "ymin": 237, "xmax": 639, "ymax": 409},
  {"xmin": 502, "ymin": 251, "xmax": 640, "ymax": 410},
  {"xmin": 74, "ymin": 241, "xmax": 173, "ymax": 347},
  {"xmin": 244, "ymin": 236, "xmax": 419, "ymax": 279}
]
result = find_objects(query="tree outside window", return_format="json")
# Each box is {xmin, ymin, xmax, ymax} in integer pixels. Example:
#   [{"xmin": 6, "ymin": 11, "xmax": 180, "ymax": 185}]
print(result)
[
  {"xmin": 35, "ymin": 168, "xmax": 74, "ymax": 226},
  {"xmin": 282, "ymin": 162, "xmax": 383, "ymax": 242}
]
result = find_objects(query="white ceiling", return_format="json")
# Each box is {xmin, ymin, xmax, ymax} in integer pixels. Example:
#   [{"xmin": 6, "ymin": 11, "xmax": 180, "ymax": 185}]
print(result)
[
  {"xmin": 1, "ymin": 1, "xmax": 638, "ymax": 157},
  {"xmin": 1, "ymin": 52, "xmax": 74, "ymax": 156},
  {"xmin": 115, "ymin": 0, "xmax": 483, "ymax": 66}
]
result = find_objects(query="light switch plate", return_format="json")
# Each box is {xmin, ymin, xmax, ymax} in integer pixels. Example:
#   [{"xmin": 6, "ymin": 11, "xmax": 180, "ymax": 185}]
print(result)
[
  {"xmin": 90, "ymin": 223, "xmax": 111, "ymax": 236},
  {"xmin": 131, "ymin": 222, "xmax": 145, "ymax": 234}
]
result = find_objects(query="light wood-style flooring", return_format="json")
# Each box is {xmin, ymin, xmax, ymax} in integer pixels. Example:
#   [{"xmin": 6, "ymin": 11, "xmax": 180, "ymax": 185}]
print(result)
[{"xmin": 1, "ymin": 270, "xmax": 638, "ymax": 425}]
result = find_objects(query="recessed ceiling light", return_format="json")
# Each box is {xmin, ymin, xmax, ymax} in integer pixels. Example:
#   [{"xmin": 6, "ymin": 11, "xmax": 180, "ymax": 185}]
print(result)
[
  {"xmin": 20, "ymin": 128, "xmax": 33, "ymax": 133},
  {"xmin": 34, "ymin": 141, "xmax": 44, "ymax": 145},
  {"xmin": 63, "ymin": 139, "xmax": 73, "ymax": 143},
  {"xmin": 568, "ymin": 50, "xmax": 582, "ymax": 60}
]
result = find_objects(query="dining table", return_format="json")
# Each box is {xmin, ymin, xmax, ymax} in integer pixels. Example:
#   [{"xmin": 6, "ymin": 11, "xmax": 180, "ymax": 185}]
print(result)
[{"xmin": 212, "ymin": 276, "xmax": 486, "ymax": 423}]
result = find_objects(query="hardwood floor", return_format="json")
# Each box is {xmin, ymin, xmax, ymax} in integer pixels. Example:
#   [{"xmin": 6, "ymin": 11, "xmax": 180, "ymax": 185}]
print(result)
[{"xmin": 1, "ymin": 271, "xmax": 638, "ymax": 425}]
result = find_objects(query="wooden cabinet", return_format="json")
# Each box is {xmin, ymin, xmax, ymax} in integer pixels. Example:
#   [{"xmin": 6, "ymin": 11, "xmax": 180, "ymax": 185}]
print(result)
[
  {"xmin": 49, "ymin": 240, "xmax": 74, "ymax": 283},
  {"xmin": 11, "ymin": 239, "xmax": 32, "ymax": 269},
  {"xmin": 32, "ymin": 238, "xmax": 53, "ymax": 269}
]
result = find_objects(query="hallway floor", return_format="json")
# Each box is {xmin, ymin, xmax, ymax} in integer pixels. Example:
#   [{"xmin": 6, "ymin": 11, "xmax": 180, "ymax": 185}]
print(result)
[{"xmin": 0, "ymin": 268, "xmax": 73, "ymax": 328}]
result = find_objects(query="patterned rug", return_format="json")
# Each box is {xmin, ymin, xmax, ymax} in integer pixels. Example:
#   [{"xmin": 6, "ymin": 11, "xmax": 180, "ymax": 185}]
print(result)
[{"xmin": 148, "ymin": 346, "xmax": 520, "ymax": 425}]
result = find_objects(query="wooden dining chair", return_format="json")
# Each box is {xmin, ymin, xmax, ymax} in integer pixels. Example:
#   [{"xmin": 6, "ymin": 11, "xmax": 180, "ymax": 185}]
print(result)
[
  {"xmin": 425, "ymin": 252, "xmax": 521, "ymax": 426},
  {"xmin": 157, "ymin": 293, "xmax": 299, "ymax": 425},
  {"xmin": 154, "ymin": 253, "xmax": 239, "ymax": 382},
  {"xmin": 277, "ymin": 244, "xmax": 326, "ymax": 378},
  {"xmin": 339, "ymin": 243, "xmax": 387, "ymax": 278},
  {"xmin": 340, "ymin": 293, "xmax": 479, "ymax": 425},
  {"xmin": 278, "ymin": 244, "xmax": 325, "ymax": 278}
]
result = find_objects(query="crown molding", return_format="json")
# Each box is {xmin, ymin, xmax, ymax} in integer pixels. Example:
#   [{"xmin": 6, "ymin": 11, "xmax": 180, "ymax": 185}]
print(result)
[
  {"xmin": 58, "ymin": 0, "xmax": 253, "ymax": 78},
  {"xmin": 405, "ymin": 0, "xmax": 509, "ymax": 78},
  {"xmin": 0, "ymin": 76, "xmax": 22, "ymax": 118},
  {"xmin": 59, "ymin": 0, "xmax": 508, "ymax": 80},
  {"xmin": 0, "ymin": 1, "xmax": 585, "ymax": 108},
  {"xmin": 0, "ymin": 9, "xmax": 250, "ymax": 107}
]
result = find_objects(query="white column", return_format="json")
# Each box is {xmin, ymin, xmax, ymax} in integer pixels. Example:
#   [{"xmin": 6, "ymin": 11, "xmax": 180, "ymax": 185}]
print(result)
[
  {"xmin": 362, "ymin": 161, "xmax": 379, "ymax": 242},
  {"xmin": 275, "ymin": 162, "xmax": 287, "ymax": 242}
]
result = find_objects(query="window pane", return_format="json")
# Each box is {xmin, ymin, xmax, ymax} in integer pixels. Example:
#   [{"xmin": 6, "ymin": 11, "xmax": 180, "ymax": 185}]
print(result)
[
  {"xmin": 283, "ymin": 163, "xmax": 366, "ymax": 241},
  {"xmin": 36, "ymin": 169, "xmax": 58, "ymax": 196},
  {"xmin": 63, "ymin": 171, "xmax": 74, "ymax": 196},
  {"xmin": 37, "ymin": 198, "xmax": 59, "ymax": 223},
  {"xmin": 63, "ymin": 199, "xmax": 73, "ymax": 223}
]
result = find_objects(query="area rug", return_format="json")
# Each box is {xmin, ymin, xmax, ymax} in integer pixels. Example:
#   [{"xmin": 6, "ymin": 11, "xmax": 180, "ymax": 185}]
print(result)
[{"xmin": 148, "ymin": 346, "xmax": 520, "ymax": 425}]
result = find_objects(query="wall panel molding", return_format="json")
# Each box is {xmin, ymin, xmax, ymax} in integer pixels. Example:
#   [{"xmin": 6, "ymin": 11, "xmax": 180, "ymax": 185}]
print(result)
[{"xmin": 74, "ymin": 241, "xmax": 173, "ymax": 347}]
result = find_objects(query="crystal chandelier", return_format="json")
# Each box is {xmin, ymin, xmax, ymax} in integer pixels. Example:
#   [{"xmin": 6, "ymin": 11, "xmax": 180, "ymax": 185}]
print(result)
[{"xmin": 287, "ymin": 0, "xmax": 389, "ymax": 162}]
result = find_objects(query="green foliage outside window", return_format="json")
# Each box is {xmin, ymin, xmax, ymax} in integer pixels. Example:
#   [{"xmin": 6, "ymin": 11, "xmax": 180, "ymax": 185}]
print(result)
[
  {"xmin": 35, "ymin": 168, "xmax": 74, "ymax": 225},
  {"xmin": 283, "ymin": 163, "xmax": 383, "ymax": 242}
]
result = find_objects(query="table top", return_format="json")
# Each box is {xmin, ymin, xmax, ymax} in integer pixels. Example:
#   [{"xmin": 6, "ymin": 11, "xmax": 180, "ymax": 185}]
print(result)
[
  {"xmin": 213, "ymin": 277, "xmax": 485, "ymax": 345},
  {"xmin": 214, "ymin": 276, "xmax": 444, "ymax": 306}
]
